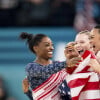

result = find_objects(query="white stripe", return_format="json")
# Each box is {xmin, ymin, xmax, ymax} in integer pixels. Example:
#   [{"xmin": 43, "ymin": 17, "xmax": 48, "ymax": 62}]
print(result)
[
  {"xmin": 79, "ymin": 90, "xmax": 100, "ymax": 100},
  {"xmin": 88, "ymin": 72, "xmax": 99, "ymax": 82},
  {"xmin": 66, "ymin": 72, "xmax": 93, "ymax": 83},
  {"xmin": 71, "ymin": 85, "xmax": 84, "ymax": 97},
  {"xmin": 73, "ymin": 54, "xmax": 91, "ymax": 73},
  {"xmin": 46, "ymin": 73, "xmax": 62, "ymax": 91},
  {"xmin": 33, "ymin": 89, "xmax": 44, "ymax": 99}
]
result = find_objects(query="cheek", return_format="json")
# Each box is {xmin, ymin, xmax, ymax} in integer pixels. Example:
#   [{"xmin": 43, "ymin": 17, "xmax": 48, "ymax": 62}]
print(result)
[
  {"xmin": 80, "ymin": 43, "xmax": 86, "ymax": 48},
  {"xmin": 80, "ymin": 44, "xmax": 87, "ymax": 50}
]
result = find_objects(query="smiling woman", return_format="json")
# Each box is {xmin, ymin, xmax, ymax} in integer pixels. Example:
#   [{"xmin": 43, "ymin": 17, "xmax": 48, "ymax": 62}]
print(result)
[
  {"xmin": 90, "ymin": 25, "xmax": 100, "ymax": 55},
  {"xmin": 75, "ymin": 30, "xmax": 92, "ymax": 56},
  {"xmin": 75, "ymin": 30, "xmax": 100, "ymax": 73},
  {"xmin": 19, "ymin": 32, "xmax": 69, "ymax": 100}
]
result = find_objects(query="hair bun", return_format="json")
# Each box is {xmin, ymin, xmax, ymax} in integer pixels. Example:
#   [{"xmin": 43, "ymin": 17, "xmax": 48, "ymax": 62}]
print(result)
[{"xmin": 20, "ymin": 32, "xmax": 33, "ymax": 40}]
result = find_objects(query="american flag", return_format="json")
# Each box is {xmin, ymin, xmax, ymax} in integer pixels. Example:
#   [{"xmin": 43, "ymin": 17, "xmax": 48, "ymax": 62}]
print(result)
[
  {"xmin": 66, "ymin": 50, "xmax": 100, "ymax": 100},
  {"xmin": 59, "ymin": 80, "xmax": 72, "ymax": 100},
  {"xmin": 32, "ymin": 69, "xmax": 67, "ymax": 100}
]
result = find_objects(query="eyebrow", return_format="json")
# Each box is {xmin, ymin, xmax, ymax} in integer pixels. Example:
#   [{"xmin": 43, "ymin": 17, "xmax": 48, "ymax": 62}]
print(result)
[
  {"xmin": 43, "ymin": 42, "xmax": 50, "ymax": 44},
  {"xmin": 43, "ymin": 42, "xmax": 53, "ymax": 44}
]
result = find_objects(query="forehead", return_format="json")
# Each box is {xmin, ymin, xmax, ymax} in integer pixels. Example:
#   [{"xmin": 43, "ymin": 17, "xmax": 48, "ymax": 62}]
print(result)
[
  {"xmin": 91, "ymin": 28, "xmax": 100, "ymax": 34},
  {"xmin": 41, "ymin": 37, "xmax": 52, "ymax": 43},
  {"xmin": 75, "ymin": 34, "xmax": 89, "ymax": 41}
]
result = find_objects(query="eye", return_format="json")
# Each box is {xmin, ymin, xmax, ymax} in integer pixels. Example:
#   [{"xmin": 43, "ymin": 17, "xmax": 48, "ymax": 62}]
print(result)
[
  {"xmin": 90, "ymin": 36, "xmax": 94, "ymax": 39},
  {"xmin": 80, "ymin": 41, "xmax": 84, "ymax": 44},
  {"xmin": 45, "ymin": 44, "xmax": 50, "ymax": 46}
]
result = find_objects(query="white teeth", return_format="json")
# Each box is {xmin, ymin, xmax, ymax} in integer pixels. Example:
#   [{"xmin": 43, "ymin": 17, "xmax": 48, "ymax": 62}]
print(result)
[{"xmin": 48, "ymin": 52, "xmax": 53, "ymax": 54}]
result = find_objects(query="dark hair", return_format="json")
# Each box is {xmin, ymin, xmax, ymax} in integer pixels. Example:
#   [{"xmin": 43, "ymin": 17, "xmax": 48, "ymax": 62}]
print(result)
[
  {"xmin": 94, "ymin": 25, "xmax": 100, "ymax": 29},
  {"xmin": 94, "ymin": 25, "xmax": 100, "ymax": 34},
  {"xmin": 19, "ymin": 32, "xmax": 48, "ymax": 53}
]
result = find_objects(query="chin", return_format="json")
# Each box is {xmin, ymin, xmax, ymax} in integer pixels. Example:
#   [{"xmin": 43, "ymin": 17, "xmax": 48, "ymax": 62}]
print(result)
[{"xmin": 48, "ymin": 55, "xmax": 53, "ymax": 59}]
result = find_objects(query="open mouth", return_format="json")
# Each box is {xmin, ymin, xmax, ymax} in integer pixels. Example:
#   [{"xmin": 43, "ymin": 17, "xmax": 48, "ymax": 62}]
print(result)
[{"xmin": 78, "ymin": 50, "xmax": 84, "ymax": 54}]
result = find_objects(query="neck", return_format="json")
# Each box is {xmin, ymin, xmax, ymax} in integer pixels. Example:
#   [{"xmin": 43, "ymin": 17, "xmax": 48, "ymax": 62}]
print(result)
[{"xmin": 35, "ymin": 57, "xmax": 52, "ymax": 66}]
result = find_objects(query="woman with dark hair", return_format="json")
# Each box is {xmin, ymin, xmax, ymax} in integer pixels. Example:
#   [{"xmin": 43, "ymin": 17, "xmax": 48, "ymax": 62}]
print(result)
[{"xmin": 20, "ymin": 32, "xmax": 76, "ymax": 100}]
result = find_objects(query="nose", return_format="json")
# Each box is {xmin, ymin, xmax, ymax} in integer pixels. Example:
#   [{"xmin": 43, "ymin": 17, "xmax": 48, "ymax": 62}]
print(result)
[
  {"xmin": 75, "ymin": 43, "xmax": 80, "ymax": 49},
  {"xmin": 51, "ymin": 46, "xmax": 54, "ymax": 50},
  {"xmin": 75, "ymin": 43, "xmax": 83, "ymax": 51},
  {"xmin": 50, "ymin": 45, "xmax": 54, "ymax": 50}
]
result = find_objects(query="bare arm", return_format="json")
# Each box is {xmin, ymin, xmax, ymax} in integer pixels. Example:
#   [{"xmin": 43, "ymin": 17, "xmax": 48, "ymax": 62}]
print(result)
[{"xmin": 89, "ymin": 59, "xmax": 100, "ymax": 74}]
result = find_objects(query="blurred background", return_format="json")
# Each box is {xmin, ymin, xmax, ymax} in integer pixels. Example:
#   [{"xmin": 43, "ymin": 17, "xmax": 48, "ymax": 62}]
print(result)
[{"xmin": 0, "ymin": 0, "xmax": 100, "ymax": 100}]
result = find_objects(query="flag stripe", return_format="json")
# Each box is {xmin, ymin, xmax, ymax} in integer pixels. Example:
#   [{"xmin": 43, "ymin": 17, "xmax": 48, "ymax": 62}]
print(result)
[
  {"xmin": 66, "ymin": 50, "xmax": 100, "ymax": 100},
  {"xmin": 32, "ymin": 69, "xmax": 67, "ymax": 100}
]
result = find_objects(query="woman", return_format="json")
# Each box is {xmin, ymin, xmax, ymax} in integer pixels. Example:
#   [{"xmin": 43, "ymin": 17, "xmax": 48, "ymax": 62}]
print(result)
[
  {"xmin": 64, "ymin": 30, "xmax": 100, "ymax": 100},
  {"xmin": 75, "ymin": 30, "xmax": 100, "ymax": 73},
  {"xmin": 20, "ymin": 32, "xmax": 74, "ymax": 100}
]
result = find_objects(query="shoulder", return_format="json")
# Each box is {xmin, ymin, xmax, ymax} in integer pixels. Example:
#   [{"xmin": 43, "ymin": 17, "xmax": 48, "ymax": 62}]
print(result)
[
  {"xmin": 25, "ymin": 62, "xmax": 39, "ymax": 72},
  {"xmin": 53, "ymin": 61, "xmax": 65, "ymax": 65}
]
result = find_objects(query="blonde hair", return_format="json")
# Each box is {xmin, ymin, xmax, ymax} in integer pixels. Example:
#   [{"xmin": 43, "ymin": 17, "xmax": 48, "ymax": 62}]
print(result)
[{"xmin": 78, "ymin": 30, "xmax": 91, "ymax": 39}]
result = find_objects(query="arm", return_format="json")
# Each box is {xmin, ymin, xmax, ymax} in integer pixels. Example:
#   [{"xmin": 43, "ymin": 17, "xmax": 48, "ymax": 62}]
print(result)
[
  {"xmin": 25, "ymin": 90, "xmax": 33, "ymax": 100},
  {"xmin": 22, "ymin": 78, "xmax": 33, "ymax": 100},
  {"xmin": 87, "ymin": 50, "xmax": 100, "ymax": 74},
  {"xmin": 89, "ymin": 59, "xmax": 100, "ymax": 74}
]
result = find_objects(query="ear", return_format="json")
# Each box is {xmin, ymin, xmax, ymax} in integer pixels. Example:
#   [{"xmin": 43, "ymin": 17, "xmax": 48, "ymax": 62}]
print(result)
[{"xmin": 33, "ymin": 46, "xmax": 38, "ymax": 53}]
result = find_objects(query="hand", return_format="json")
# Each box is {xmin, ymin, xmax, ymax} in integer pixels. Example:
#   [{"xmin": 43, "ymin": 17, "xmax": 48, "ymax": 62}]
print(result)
[
  {"xmin": 65, "ymin": 42, "xmax": 79, "ymax": 59},
  {"xmin": 67, "ymin": 57, "xmax": 82, "ymax": 68},
  {"xmin": 22, "ymin": 78, "xmax": 29, "ymax": 93},
  {"xmin": 89, "ymin": 59, "xmax": 100, "ymax": 74}
]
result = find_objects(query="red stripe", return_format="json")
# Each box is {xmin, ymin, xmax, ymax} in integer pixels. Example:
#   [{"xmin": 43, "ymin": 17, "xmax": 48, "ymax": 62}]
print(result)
[
  {"xmin": 44, "ymin": 72, "xmax": 61, "ymax": 90},
  {"xmin": 68, "ymin": 77, "xmax": 90, "ymax": 88},
  {"xmin": 82, "ymin": 82, "xmax": 100, "ymax": 91},
  {"xmin": 72, "ymin": 96, "xmax": 79, "ymax": 100},
  {"xmin": 82, "ymin": 50, "xmax": 90, "ymax": 59}
]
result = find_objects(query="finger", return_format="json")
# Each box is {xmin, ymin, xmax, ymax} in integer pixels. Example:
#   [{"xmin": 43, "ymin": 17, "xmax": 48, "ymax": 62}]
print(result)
[
  {"xmin": 68, "ymin": 62, "xmax": 80, "ymax": 67},
  {"xmin": 71, "ymin": 57, "xmax": 82, "ymax": 61}
]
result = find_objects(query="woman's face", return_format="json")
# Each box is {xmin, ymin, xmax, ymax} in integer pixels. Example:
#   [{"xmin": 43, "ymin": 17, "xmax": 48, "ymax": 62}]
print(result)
[
  {"xmin": 75, "ymin": 34, "xmax": 91, "ymax": 56},
  {"xmin": 34, "ymin": 37, "xmax": 54, "ymax": 59},
  {"xmin": 64, "ymin": 42, "xmax": 79, "ymax": 59},
  {"xmin": 90, "ymin": 29, "xmax": 100, "ymax": 54}
]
